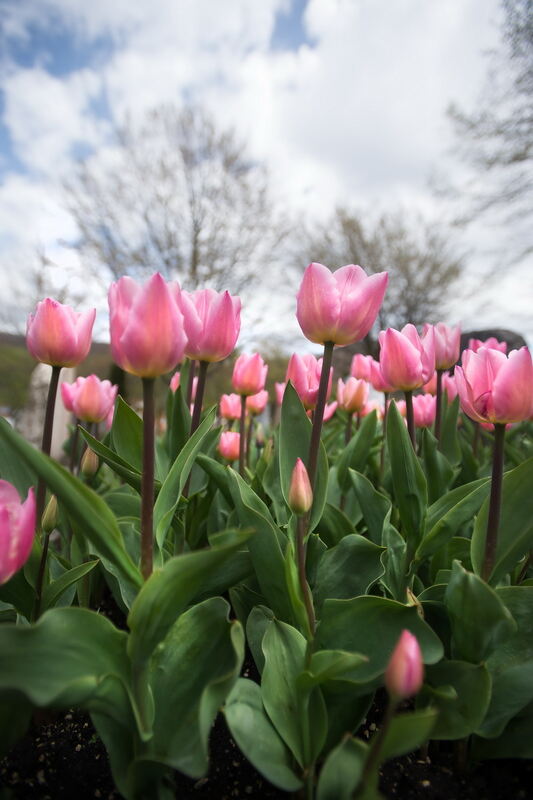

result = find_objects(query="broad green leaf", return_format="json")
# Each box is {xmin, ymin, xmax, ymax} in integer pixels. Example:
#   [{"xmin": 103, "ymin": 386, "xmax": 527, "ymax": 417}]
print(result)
[
  {"xmin": 420, "ymin": 660, "xmax": 491, "ymax": 739},
  {"xmin": 420, "ymin": 427, "xmax": 454, "ymax": 504},
  {"xmin": 0, "ymin": 418, "xmax": 142, "ymax": 591},
  {"xmin": 444, "ymin": 561, "xmax": 516, "ymax": 663},
  {"xmin": 336, "ymin": 411, "xmax": 377, "ymax": 491},
  {"xmin": 42, "ymin": 559, "xmax": 99, "ymax": 611},
  {"xmin": 110, "ymin": 396, "xmax": 143, "ymax": 472},
  {"xmin": 196, "ymin": 453, "xmax": 233, "ymax": 505},
  {"xmin": 279, "ymin": 382, "xmax": 328, "ymax": 531},
  {"xmin": 316, "ymin": 502, "xmax": 355, "ymax": 547},
  {"xmin": 471, "ymin": 701, "xmax": 533, "ymax": 759},
  {"xmin": 246, "ymin": 604, "xmax": 275, "ymax": 674},
  {"xmin": 378, "ymin": 707, "xmax": 437, "ymax": 760},
  {"xmin": 471, "ymin": 457, "xmax": 533, "ymax": 584},
  {"xmin": 0, "ymin": 690, "xmax": 33, "ymax": 758},
  {"xmin": 150, "ymin": 597, "xmax": 244, "ymax": 778},
  {"xmin": 224, "ymin": 678, "xmax": 303, "ymax": 791},
  {"xmin": 349, "ymin": 470, "xmax": 391, "ymax": 545},
  {"xmin": 317, "ymin": 735, "xmax": 367, "ymax": 800},
  {"xmin": 297, "ymin": 650, "xmax": 368, "ymax": 690},
  {"xmin": 380, "ymin": 522, "xmax": 408, "ymax": 602},
  {"xmin": 127, "ymin": 528, "xmax": 252, "ymax": 665},
  {"xmin": 0, "ymin": 569, "xmax": 35, "ymax": 619},
  {"xmin": 166, "ymin": 382, "xmax": 191, "ymax": 462},
  {"xmin": 80, "ymin": 428, "xmax": 143, "ymax": 492},
  {"xmin": 284, "ymin": 536, "xmax": 312, "ymax": 640},
  {"xmin": 386, "ymin": 401, "xmax": 427, "ymax": 557},
  {"xmin": 0, "ymin": 430, "xmax": 36, "ymax": 496},
  {"xmin": 440, "ymin": 395, "xmax": 461, "ymax": 465},
  {"xmin": 314, "ymin": 534, "xmax": 384, "ymax": 611}
]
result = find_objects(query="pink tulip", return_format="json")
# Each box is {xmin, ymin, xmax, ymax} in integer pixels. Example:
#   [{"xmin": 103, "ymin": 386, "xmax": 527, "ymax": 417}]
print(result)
[
  {"xmin": 0, "ymin": 481, "xmax": 36, "ymax": 585},
  {"xmin": 246, "ymin": 390, "xmax": 269, "ymax": 416},
  {"xmin": 385, "ymin": 630, "xmax": 424, "ymax": 700},
  {"xmin": 442, "ymin": 373, "xmax": 458, "ymax": 401},
  {"xmin": 286, "ymin": 353, "xmax": 332, "ymax": 410},
  {"xmin": 218, "ymin": 431, "xmax": 240, "ymax": 462},
  {"xmin": 422, "ymin": 371, "xmax": 437, "ymax": 395},
  {"xmin": 232, "ymin": 353, "xmax": 268, "ymax": 396},
  {"xmin": 108, "ymin": 273, "xmax": 186, "ymax": 378},
  {"xmin": 27, "ymin": 299, "xmax": 95, "ymax": 368},
  {"xmin": 275, "ymin": 382, "xmax": 286, "ymax": 406},
  {"xmin": 360, "ymin": 400, "xmax": 383, "ymax": 419},
  {"xmin": 412, "ymin": 393, "xmax": 437, "ymax": 428},
  {"xmin": 350, "ymin": 353, "xmax": 373, "ymax": 381},
  {"xmin": 288, "ymin": 458, "xmax": 314, "ymax": 515},
  {"xmin": 379, "ymin": 324, "xmax": 435, "ymax": 392},
  {"xmin": 424, "ymin": 323, "xmax": 461, "ymax": 370},
  {"xmin": 170, "ymin": 371, "xmax": 198, "ymax": 400},
  {"xmin": 468, "ymin": 337, "xmax": 507, "ymax": 354},
  {"xmin": 337, "ymin": 378, "xmax": 369, "ymax": 413},
  {"xmin": 455, "ymin": 346, "xmax": 533, "ymax": 424},
  {"xmin": 180, "ymin": 288, "xmax": 241, "ymax": 362},
  {"xmin": 323, "ymin": 401, "xmax": 338, "ymax": 421},
  {"xmin": 296, "ymin": 262, "xmax": 388, "ymax": 346},
  {"xmin": 369, "ymin": 358, "xmax": 394, "ymax": 394},
  {"xmin": 220, "ymin": 393, "xmax": 243, "ymax": 421},
  {"xmin": 61, "ymin": 375, "xmax": 118, "ymax": 423}
]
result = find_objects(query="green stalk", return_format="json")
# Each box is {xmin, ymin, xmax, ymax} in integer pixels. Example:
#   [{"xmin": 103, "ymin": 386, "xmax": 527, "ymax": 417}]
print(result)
[
  {"xmin": 434, "ymin": 369, "xmax": 443, "ymax": 443},
  {"xmin": 140, "ymin": 378, "xmax": 155, "ymax": 581},
  {"xmin": 186, "ymin": 359, "xmax": 197, "ymax": 406},
  {"xmin": 404, "ymin": 389, "xmax": 416, "ymax": 449},
  {"xmin": 246, "ymin": 415, "xmax": 254, "ymax": 467},
  {"xmin": 238, "ymin": 395, "xmax": 247, "ymax": 477},
  {"xmin": 296, "ymin": 516, "xmax": 316, "ymax": 642},
  {"xmin": 481, "ymin": 423, "xmax": 506, "ymax": 582},
  {"xmin": 189, "ymin": 360, "xmax": 209, "ymax": 437},
  {"xmin": 307, "ymin": 341, "xmax": 334, "ymax": 490}
]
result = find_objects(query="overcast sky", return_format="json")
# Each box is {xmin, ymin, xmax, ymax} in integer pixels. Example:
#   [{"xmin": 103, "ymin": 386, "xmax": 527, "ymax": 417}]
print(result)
[{"xmin": 1, "ymin": 0, "xmax": 530, "ymax": 348}]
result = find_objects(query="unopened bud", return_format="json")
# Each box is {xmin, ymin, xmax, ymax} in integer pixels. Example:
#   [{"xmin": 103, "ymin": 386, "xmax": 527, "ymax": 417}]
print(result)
[
  {"xmin": 41, "ymin": 495, "xmax": 58, "ymax": 534},
  {"xmin": 255, "ymin": 423, "xmax": 265, "ymax": 448},
  {"xmin": 385, "ymin": 629, "xmax": 424, "ymax": 701},
  {"xmin": 288, "ymin": 458, "xmax": 313, "ymax": 516},
  {"xmin": 80, "ymin": 447, "xmax": 99, "ymax": 477}
]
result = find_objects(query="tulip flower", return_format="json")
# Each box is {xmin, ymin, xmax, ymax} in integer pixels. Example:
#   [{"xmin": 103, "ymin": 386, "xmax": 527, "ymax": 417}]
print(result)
[
  {"xmin": 322, "ymin": 401, "xmax": 338, "ymax": 422},
  {"xmin": 232, "ymin": 353, "xmax": 268, "ymax": 396},
  {"xmin": 288, "ymin": 458, "xmax": 313, "ymax": 516},
  {"xmin": 170, "ymin": 371, "xmax": 198, "ymax": 401},
  {"xmin": 220, "ymin": 393, "xmax": 242, "ymax": 421},
  {"xmin": 385, "ymin": 630, "xmax": 424, "ymax": 701},
  {"xmin": 442, "ymin": 373, "xmax": 458, "ymax": 401},
  {"xmin": 180, "ymin": 288, "xmax": 241, "ymax": 363},
  {"xmin": 288, "ymin": 458, "xmax": 316, "ymax": 638},
  {"xmin": 350, "ymin": 353, "xmax": 373, "ymax": 381},
  {"xmin": 108, "ymin": 273, "xmax": 186, "ymax": 378},
  {"xmin": 424, "ymin": 323, "xmax": 461, "ymax": 370},
  {"xmin": 468, "ymin": 337, "xmax": 507, "ymax": 354},
  {"xmin": 0, "ymin": 481, "xmax": 36, "ymax": 585},
  {"xmin": 369, "ymin": 358, "xmax": 394, "ymax": 394},
  {"xmin": 423, "ymin": 371, "xmax": 437, "ymax": 395},
  {"xmin": 218, "ymin": 431, "xmax": 241, "ymax": 463},
  {"xmin": 296, "ymin": 262, "xmax": 388, "ymax": 347},
  {"xmin": 246, "ymin": 390, "xmax": 269, "ymax": 416},
  {"xmin": 337, "ymin": 378, "xmax": 369, "ymax": 413},
  {"xmin": 61, "ymin": 375, "xmax": 118, "ymax": 424},
  {"xmin": 275, "ymin": 382, "xmax": 286, "ymax": 406},
  {"xmin": 286, "ymin": 353, "xmax": 332, "ymax": 411},
  {"xmin": 27, "ymin": 299, "xmax": 96, "ymax": 368},
  {"xmin": 412, "ymin": 393, "xmax": 436, "ymax": 428}
]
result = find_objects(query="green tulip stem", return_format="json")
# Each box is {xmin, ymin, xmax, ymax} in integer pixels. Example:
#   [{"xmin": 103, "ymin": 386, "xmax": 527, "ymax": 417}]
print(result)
[
  {"xmin": 404, "ymin": 389, "xmax": 416, "ymax": 449},
  {"xmin": 361, "ymin": 696, "xmax": 397, "ymax": 788},
  {"xmin": 380, "ymin": 392, "xmax": 390, "ymax": 479},
  {"xmin": 344, "ymin": 413, "xmax": 353, "ymax": 445},
  {"xmin": 297, "ymin": 515, "xmax": 316, "ymax": 642},
  {"xmin": 239, "ymin": 394, "xmax": 247, "ymax": 477},
  {"xmin": 434, "ymin": 369, "xmax": 444, "ymax": 443},
  {"xmin": 307, "ymin": 340, "xmax": 334, "ymax": 491},
  {"xmin": 481, "ymin": 423, "xmax": 506, "ymax": 582},
  {"xmin": 69, "ymin": 418, "xmax": 80, "ymax": 474},
  {"xmin": 189, "ymin": 360, "xmax": 209, "ymax": 437},
  {"xmin": 246, "ymin": 415, "xmax": 254, "ymax": 468},
  {"xmin": 33, "ymin": 364, "xmax": 61, "ymax": 621},
  {"xmin": 186, "ymin": 359, "xmax": 196, "ymax": 406},
  {"xmin": 140, "ymin": 377, "xmax": 155, "ymax": 581}
]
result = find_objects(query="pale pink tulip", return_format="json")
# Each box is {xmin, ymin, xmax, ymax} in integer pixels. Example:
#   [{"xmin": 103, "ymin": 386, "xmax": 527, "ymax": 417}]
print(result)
[
  {"xmin": 455, "ymin": 346, "xmax": 533, "ymax": 424},
  {"xmin": 424, "ymin": 323, "xmax": 461, "ymax": 370},
  {"xmin": 468, "ymin": 337, "xmax": 507, "ymax": 354},
  {"xmin": 220, "ymin": 393, "xmax": 242, "ymax": 421},
  {"xmin": 218, "ymin": 431, "xmax": 240, "ymax": 462},
  {"xmin": 337, "ymin": 378, "xmax": 369, "ymax": 413},
  {"xmin": 232, "ymin": 354, "xmax": 268, "ymax": 396},
  {"xmin": 61, "ymin": 375, "xmax": 118, "ymax": 423},
  {"xmin": 275, "ymin": 382, "xmax": 286, "ymax": 406},
  {"xmin": 442, "ymin": 373, "xmax": 458, "ymax": 401},
  {"xmin": 246, "ymin": 390, "xmax": 269, "ymax": 416},
  {"xmin": 350, "ymin": 353, "xmax": 373, "ymax": 381},
  {"xmin": 296, "ymin": 262, "xmax": 388, "ymax": 346},
  {"xmin": 180, "ymin": 288, "xmax": 241, "ymax": 362},
  {"xmin": 27, "ymin": 299, "xmax": 95, "ymax": 368},
  {"xmin": 369, "ymin": 357, "xmax": 394, "ymax": 394},
  {"xmin": 385, "ymin": 630, "xmax": 424, "ymax": 700},
  {"xmin": 108, "ymin": 273, "xmax": 186, "ymax": 378},
  {"xmin": 379, "ymin": 324, "xmax": 435, "ymax": 392},
  {"xmin": 170, "ymin": 371, "xmax": 198, "ymax": 400},
  {"xmin": 288, "ymin": 458, "xmax": 313, "ymax": 515},
  {"xmin": 0, "ymin": 482, "xmax": 36, "ymax": 585},
  {"xmin": 323, "ymin": 401, "xmax": 338, "ymax": 421},
  {"xmin": 412, "ymin": 393, "xmax": 437, "ymax": 428},
  {"xmin": 286, "ymin": 353, "xmax": 332, "ymax": 411},
  {"xmin": 422, "ymin": 371, "xmax": 438, "ymax": 395}
]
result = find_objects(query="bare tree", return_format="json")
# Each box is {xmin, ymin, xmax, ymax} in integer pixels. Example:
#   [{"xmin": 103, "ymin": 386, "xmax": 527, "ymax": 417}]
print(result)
[
  {"xmin": 445, "ymin": 0, "xmax": 533, "ymax": 263},
  {"xmin": 63, "ymin": 105, "xmax": 285, "ymax": 294},
  {"xmin": 297, "ymin": 207, "xmax": 464, "ymax": 338}
]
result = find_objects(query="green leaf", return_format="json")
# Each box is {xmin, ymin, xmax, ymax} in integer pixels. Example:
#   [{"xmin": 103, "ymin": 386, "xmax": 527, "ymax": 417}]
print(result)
[
  {"xmin": 416, "ymin": 478, "xmax": 491, "ymax": 561},
  {"xmin": 150, "ymin": 597, "xmax": 244, "ymax": 778},
  {"xmin": 378, "ymin": 707, "xmax": 437, "ymax": 760},
  {"xmin": 471, "ymin": 457, "xmax": 533, "ymax": 584},
  {"xmin": 196, "ymin": 453, "xmax": 233, "ymax": 505},
  {"xmin": 127, "ymin": 528, "xmax": 252, "ymax": 665},
  {"xmin": 380, "ymin": 522, "xmax": 408, "ymax": 602},
  {"xmin": 0, "ymin": 418, "xmax": 142, "ymax": 591},
  {"xmin": 318, "ymin": 596, "xmax": 443, "ymax": 688},
  {"xmin": 298, "ymin": 650, "xmax": 368, "ymax": 690},
  {"xmin": 317, "ymin": 735, "xmax": 367, "ymax": 800},
  {"xmin": 246, "ymin": 605, "xmax": 275, "ymax": 674},
  {"xmin": 262, "ymin": 619, "xmax": 327, "ymax": 768},
  {"xmin": 279, "ymin": 381, "xmax": 328, "ymax": 531},
  {"xmin": 166, "ymin": 383, "xmax": 192, "ymax": 462},
  {"xmin": 349, "ymin": 470, "xmax": 391, "ymax": 545},
  {"xmin": 42, "ymin": 560, "xmax": 99, "ymax": 611},
  {"xmin": 420, "ymin": 660, "xmax": 491, "ymax": 739},
  {"xmin": 224, "ymin": 678, "xmax": 303, "ymax": 791},
  {"xmin": 110, "ymin": 396, "xmax": 143, "ymax": 472},
  {"xmin": 80, "ymin": 428, "xmax": 143, "ymax": 492},
  {"xmin": 471, "ymin": 701, "xmax": 533, "ymax": 759},
  {"xmin": 0, "ymin": 569, "xmax": 35, "ymax": 619},
  {"xmin": 227, "ymin": 469, "xmax": 293, "ymax": 622},
  {"xmin": 283, "ymin": 536, "xmax": 312, "ymax": 640},
  {"xmin": 336, "ymin": 411, "xmax": 377, "ymax": 491},
  {"xmin": 316, "ymin": 502, "xmax": 355, "ymax": 547},
  {"xmin": 420, "ymin": 427, "xmax": 455, "ymax": 504},
  {"xmin": 440, "ymin": 395, "xmax": 461, "ymax": 465},
  {"xmin": 386, "ymin": 401, "xmax": 427, "ymax": 556},
  {"xmin": 153, "ymin": 406, "xmax": 216, "ymax": 550},
  {"xmin": 0, "ymin": 430, "xmax": 36, "ymax": 497},
  {"xmin": 444, "ymin": 561, "xmax": 517, "ymax": 663},
  {"xmin": 314, "ymin": 534, "xmax": 384, "ymax": 611},
  {"xmin": 0, "ymin": 690, "xmax": 33, "ymax": 757}
]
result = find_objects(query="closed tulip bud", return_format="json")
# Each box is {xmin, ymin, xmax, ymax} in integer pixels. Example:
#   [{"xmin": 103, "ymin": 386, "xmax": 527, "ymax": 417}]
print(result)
[
  {"xmin": 288, "ymin": 458, "xmax": 313, "ymax": 516},
  {"xmin": 296, "ymin": 262, "xmax": 388, "ymax": 346},
  {"xmin": 61, "ymin": 375, "xmax": 118, "ymax": 424},
  {"xmin": 379, "ymin": 324, "xmax": 435, "ymax": 392},
  {"xmin": 286, "ymin": 353, "xmax": 332, "ymax": 410},
  {"xmin": 455, "ymin": 346, "xmax": 533, "ymax": 424},
  {"xmin": 0, "ymin": 481, "xmax": 36, "ymax": 585},
  {"xmin": 180, "ymin": 288, "xmax": 241, "ymax": 362},
  {"xmin": 218, "ymin": 431, "xmax": 241, "ymax": 462},
  {"xmin": 412, "ymin": 393, "xmax": 436, "ymax": 428},
  {"xmin": 246, "ymin": 390, "xmax": 269, "ymax": 416},
  {"xmin": 424, "ymin": 323, "xmax": 461, "ymax": 370},
  {"xmin": 27, "ymin": 299, "xmax": 95, "ymax": 368},
  {"xmin": 41, "ymin": 494, "xmax": 58, "ymax": 534},
  {"xmin": 232, "ymin": 353, "xmax": 268, "ymax": 396},
  {"xmin": 385, "ymin": 630, "xmax": 424, "ymax": 701},
  {"xmin": 350, "ymin": 353, "xmax": 373, "ymax": 381},
  {"xmin": 80, "ymin": 447, "xmax": 99, "ymax": 478},
  {"xmin": 442, "ymin": 373, "xmax": 458, "ymax": 401},
  {"xmin": 108, "ymin": 273, "xmax": 187, "ymax": 378},
  {"xmin": 220, "ymin": 393, "xmax": 242, "ymax": 421},
  {"xmin": 337, "ymin": 377, "xmax": 369, "ymax": 413}
]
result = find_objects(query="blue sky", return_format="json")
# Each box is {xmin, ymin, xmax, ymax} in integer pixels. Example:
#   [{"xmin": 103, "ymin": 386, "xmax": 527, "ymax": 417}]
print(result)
[{"xmin": 1, "ymin": 0, "xmax": 531, "ymax": 344}]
